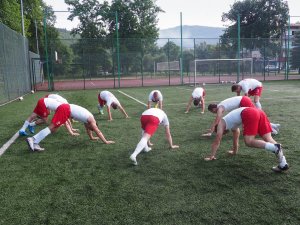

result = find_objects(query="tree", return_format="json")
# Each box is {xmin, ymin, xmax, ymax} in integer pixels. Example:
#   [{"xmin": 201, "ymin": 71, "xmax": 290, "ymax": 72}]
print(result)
[
  {"xmin": 162, "ymin": 41, "xmax": 180, "ymax": 61},
  {"xmin": 0, "ymin": 0, "xmax": 28, "ymax": 34},
  {"xmin": 291, "ymin": 31, "xmax": 300, "ymax": 74},
  {"xmin": 221, "ymin": 0, "xmax": 289, "ymax": 50}
]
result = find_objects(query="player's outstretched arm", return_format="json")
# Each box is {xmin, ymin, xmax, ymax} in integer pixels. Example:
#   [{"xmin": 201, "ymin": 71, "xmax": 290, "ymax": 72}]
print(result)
[
  {"xmin": 200, "ymin": 96, "xmax": 205, "ymax": 114},
  {"xmin": 119, "ymin": 105, "xmax": 129, "ymax": 118},
  {"xmin": 228, "ymin": 128, "xmax": 240, "ymax": 155},
  {"xmin": 185, "ymin": 96, "xmax": 193, "ymax": 113},
  {"xmin": 165, "ymin": 126, "xmax": 179, "ymax": 149},
  {"xmin": 107, "ymin": 106, "xmax": 113, "ymax": 121}
]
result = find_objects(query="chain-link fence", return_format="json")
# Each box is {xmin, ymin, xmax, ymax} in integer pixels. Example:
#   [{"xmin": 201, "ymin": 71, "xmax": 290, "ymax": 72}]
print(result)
[
  {"xmin": 0, "ymin": 23, "xmax": 41, "ymax": 105},
  {"xmin": 39, "ymin": 35, "xmax": 298, "ymax": 91}
]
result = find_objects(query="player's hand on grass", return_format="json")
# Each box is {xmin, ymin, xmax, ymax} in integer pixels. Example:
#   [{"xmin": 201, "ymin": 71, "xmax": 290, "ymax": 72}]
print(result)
[
  {"xmin": 106, "ymin": 140, "xmax": 115, "ymax": 144},
  {"xmin": 184, "ymin": 111, "xmax": 189, "ymax": 114},
  {"xmin": 72, "ymin": 128, "xmax": 79, "ymax": 132},
  {"xmin": 201, "ymin": 132, "xmax": 212, "ymax": 137},
  {"xmin": 227, "ymin": 150, "xmax": 237, "ymax": 155},
  {"xmin": 170, "ymin": 145, "xmax": 179, "ymax": 149},
  {"xmin": 71, "ymin": 132, "xmax": 80, "ymax": 136},
  {"xmin": 204, "ymin": 156, "xmax": 216, "ymax": 161}
]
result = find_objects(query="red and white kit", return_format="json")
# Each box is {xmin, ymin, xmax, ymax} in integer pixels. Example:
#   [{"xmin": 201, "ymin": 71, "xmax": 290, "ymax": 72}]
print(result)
[
  {"xmin": 238, "ymin": 79, "xmax": 263, "ymax": 96},
  {"xmin": 140, "ymin": 108, "xmax": 169, "ymax": 135},
  {"xmin": 98, "ymin": 91, "xmax": 120, "ymax": 107}
]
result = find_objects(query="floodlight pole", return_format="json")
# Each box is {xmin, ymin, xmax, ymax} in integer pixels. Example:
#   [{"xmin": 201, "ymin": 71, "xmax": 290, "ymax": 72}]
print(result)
[
  {"xmin": 20, "ymin": 0, "xmax": 25, "ymax": 37},
  {"xmin": 115, "ymin": 11, "xmax": 121, "ymax": 88},
  {"xmin": 237, "ymin": 14, "xmax": 241, "ymax": 82},
  {"xmin": 180, "ymin": 12, "xmax": 183, "ymax": 85}
]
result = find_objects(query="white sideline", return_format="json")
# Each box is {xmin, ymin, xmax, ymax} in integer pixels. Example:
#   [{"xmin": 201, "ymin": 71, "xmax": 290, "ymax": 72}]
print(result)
[
  {"xmin": 118, "ymin": 90, "xmax": 147, "ymax": 106},
  {"xmin": 0, "ymin": 132, "xmax": 19, "ymax": 156}
]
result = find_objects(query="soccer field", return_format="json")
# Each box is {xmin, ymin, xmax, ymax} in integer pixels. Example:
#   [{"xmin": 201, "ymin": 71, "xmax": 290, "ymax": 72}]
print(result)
[{"xmin": 0, "ymin": 80, "xmax": 300, "ymax": 225}]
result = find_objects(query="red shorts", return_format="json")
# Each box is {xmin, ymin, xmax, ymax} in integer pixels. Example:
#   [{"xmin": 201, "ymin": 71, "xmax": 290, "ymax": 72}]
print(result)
[
  {"xmin": 248, "ymin": 87, "xmax": 263, "ymax": 96},
  {"xmin": 33, "ymin": 98, "xmax": 50, "ymax": 118},
  {"xmin": 140, "ymin": 115, "xmax": 160, "ymax": 136},
  {"xmin": 241, "ymin": 108, "xmax": 272, "ymax": 136},
  {"xmin": 98, "ymin": 95, "xmax": 106, "ymax": 107},
  {"xmin": 240, "ymin": 96, "xmax": 254, "ymax": 108},
  {"xmin": 51, "ymin": 104, "xmax": 71, "ymax": 128}
]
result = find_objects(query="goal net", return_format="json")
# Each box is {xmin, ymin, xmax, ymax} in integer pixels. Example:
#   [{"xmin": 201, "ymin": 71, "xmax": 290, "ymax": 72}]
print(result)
[
  {"xmin": 190, "ymin": 58, "xmax": 253, "ymax": 85},
  {"xmin": 156, "ymin": 61, "xmax": 180, "ymax": 72}
]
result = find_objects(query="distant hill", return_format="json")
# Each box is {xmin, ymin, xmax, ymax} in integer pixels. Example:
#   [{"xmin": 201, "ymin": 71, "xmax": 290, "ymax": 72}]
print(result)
[
  {"xmin": 57, "ymin": 25, "xmax": 225, "ymax": 49},
  {"xmin": 158, "ymin": 25, "xmax": 225, "ymax": 48}
]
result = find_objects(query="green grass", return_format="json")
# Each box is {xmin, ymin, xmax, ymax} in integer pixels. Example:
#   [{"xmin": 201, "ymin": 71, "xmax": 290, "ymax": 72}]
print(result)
[{"xmin": 0, "ymin": 81, "xmax": 300, "ymax": 225}]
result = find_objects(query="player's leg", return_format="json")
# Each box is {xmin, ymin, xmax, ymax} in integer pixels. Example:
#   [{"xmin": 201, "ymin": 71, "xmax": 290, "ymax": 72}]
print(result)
[{"xmin": 130, "ymin": 132, "xmax": 151, "ymax": 165}]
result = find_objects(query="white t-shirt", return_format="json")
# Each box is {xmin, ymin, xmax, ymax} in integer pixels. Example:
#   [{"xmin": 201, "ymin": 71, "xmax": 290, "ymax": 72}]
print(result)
[
  {"xmin": 100, "ymin": 91, "xmax": 120, "ymax": 107},
  {"xmin": 70, "ymin": 104, "xmax": 93, "ymax": 123},
  {"xmin": 218, "ymin": 96, "xmax": 243, "ymax": 112},
  {"xmin": 44, "ymin": 98, "xmax": 64, "ymax": 111},
  {"xmin": 142, "ymin": 108, "xmax": 169, "ymax": 126},
  {"xmin": 47, "ymin": 94, "xmax": 68, "ymax": 103},
  {"xmin": 238, "ymin": 79, "xmax": 262, "ymax": 94},
  {"xmin": 192, "ymin": 88, "xmax": 204, "ymax": 99},
  {"xmin": 148, "ymin": 90, "xmax": 163, "ymax": 102},
  {"xmin": 222, "ymin": 107, "xmax": 247, "ymax": 130}
]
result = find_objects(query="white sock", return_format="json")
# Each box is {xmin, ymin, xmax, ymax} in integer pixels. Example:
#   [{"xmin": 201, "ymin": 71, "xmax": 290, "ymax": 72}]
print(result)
[
  {"xmin": 33, "ymin": 127, "xmax": 51, "ymax": 144},
  {"xmin": 264, "ymin": 142, "xmax": 278, "ymax": 153},
  {"xmin": 255, "ymin": 101, "xmax": 262, "ymax": 109},
  {"xmin": 29, "ymin": 121, "xmax": 36, "ymax": 127},
  {"xmin": 20, "ymin": 120, "xmax": 30, "ymax": 131},
  {"xmin": 131, "ymin": 137, "xmax": 148, "ymax": 158},
  {"xmin": 280, "ymin": 156, "xmax": 287, "ymax": 167}
]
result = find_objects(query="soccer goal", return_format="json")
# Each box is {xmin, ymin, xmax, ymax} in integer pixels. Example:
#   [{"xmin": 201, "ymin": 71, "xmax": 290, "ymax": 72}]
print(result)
[
  {"xmin": 190, "ymin": 58, "xmax": 253, "ymax": 85},
  {"xmin": 155, "ymin": 61, "xmax": 180, "ymax": 76}
]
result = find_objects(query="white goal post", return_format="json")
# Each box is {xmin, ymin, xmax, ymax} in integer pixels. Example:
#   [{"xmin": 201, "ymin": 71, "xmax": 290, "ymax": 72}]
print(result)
[{"xmin": 193, "ymin": 58, "xmax": 253, "ymax": 85}]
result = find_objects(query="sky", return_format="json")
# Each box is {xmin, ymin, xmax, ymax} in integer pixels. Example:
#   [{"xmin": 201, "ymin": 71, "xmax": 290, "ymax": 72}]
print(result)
[{"xmin": 43, "ymin": 0, "xmax": 300, "ymax": 30}]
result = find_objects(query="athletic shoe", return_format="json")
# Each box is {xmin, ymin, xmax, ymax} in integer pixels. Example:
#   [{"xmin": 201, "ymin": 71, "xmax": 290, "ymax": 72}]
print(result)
[
  {"xmin": 274, "ymin": 124, "xmax": 281, "ymax": 132},
  {"xmin": 130, "ymin": 155, "xmax": 138, "ymax": 166},
  {"xmin": 19, "ymin": 130, "xmax": 28, "ymax": 136},
  {"xmin": 28, "ymin": 125, "xmax": 35, "ymax": 134},
  {"xmin": 275, "ymin": 144, "xmax": 283, "ymax": 163},
  {"xmin": 34, "ymin": 144, "xmax": 45, "ymax": 152},
  {"xmin": 272, "ymin": 164, "xmax": 289, "ymax": 172},
  {"xmin": 26, "ymin": 137, "xmax": 35, "ymax": 151},
  {"xmin": 271, "ymin": 128, "xmax": 278, "ymax": 135},
  {"xmin": 100, "ymin": 109, "xmax": 104, "ymax": 115},
  {"xmin": 144, "ymin": 146, "xmax": 152, "ymax": 152}
]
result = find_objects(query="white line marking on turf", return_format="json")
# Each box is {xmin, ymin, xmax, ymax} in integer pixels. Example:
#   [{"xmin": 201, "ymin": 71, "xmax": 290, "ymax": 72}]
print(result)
[
  {"xmin": 0, "ymin": 132, "xmax": 19, "ymax": 156},
  {"xmin": 118, "ymin": 90, "xmax": 147, "ymax": 106}
]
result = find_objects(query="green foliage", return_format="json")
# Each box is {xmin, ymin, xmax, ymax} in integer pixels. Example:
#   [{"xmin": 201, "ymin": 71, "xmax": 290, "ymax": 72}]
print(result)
[
  {"xmin": 221, "ymin": 0, "xmax": 289, "ymax": 49},
  {"xmin": 0, "ymin": 0, "xmax": 24, "ymax": 33},
  {"xmin": 162, "ymin": 41, "xmax": 180, "ymax": 61},
  {"xmin": 1, "ymin": 81, "xmax": 300, "ymax": 224}
]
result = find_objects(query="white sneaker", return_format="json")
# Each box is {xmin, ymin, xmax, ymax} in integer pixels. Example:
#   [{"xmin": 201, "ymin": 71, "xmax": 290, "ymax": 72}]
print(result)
[
  {"xmin": 271, "ymin": 128, "xmax": 278, "ymax": 135},
  {"xmin": 274, "ymin": 124, "xmax": 280, "ymax": 132},
  {"xmin": 26, "ymin": 137, "xmax": 35, "ymax": 151},
  {"xmin": 144, "ymin": 146, "xmax": 152, "ymax": 152},
  {"xmin": 34, "ymin": 144, "xmax": 45, "ymax": 152},
  {"xmin": 130, "ymin": 155, "xmax": 138, "ymax": 166}
]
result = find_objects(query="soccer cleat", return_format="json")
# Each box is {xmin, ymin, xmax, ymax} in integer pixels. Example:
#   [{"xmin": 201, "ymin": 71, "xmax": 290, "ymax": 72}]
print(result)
[
  {"xmin": 274, "ymin": 124, "xmax": 281, "ymax": 132},
  {"xmin": 130, "ymin": 155, "xmax": 138, "ymax": 166},
  {"xmin": 19, "ymin": 130, "xmax": 29, "ymax": 136},
  {"xmin": 28, "ymin": 125, "xmax": 35, "ymax": 134},
  {"xmin": 271, "ymin": 128, "xmax": 278, "ymax": 135},
  {"xmin": 274, "ymin": 144, "xmax": 283, "ymax": 163},
  {"xmin": 144, "ymin": 146, "xmax": 152, "ymax": 152},
  {"xmin": 26, "ymin": 137, "xmax": 35, "ymax": 151},
  {"xmin": 271, "ymin": 164, "xmax": 289, "ymax": 173},
  {"xmin": 34, "ymin": 144, "xmax": 45, "ymax": 152},
  {"xmin": 99, "ymin": 109, "xmax": 104, "ymax": 115}
]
